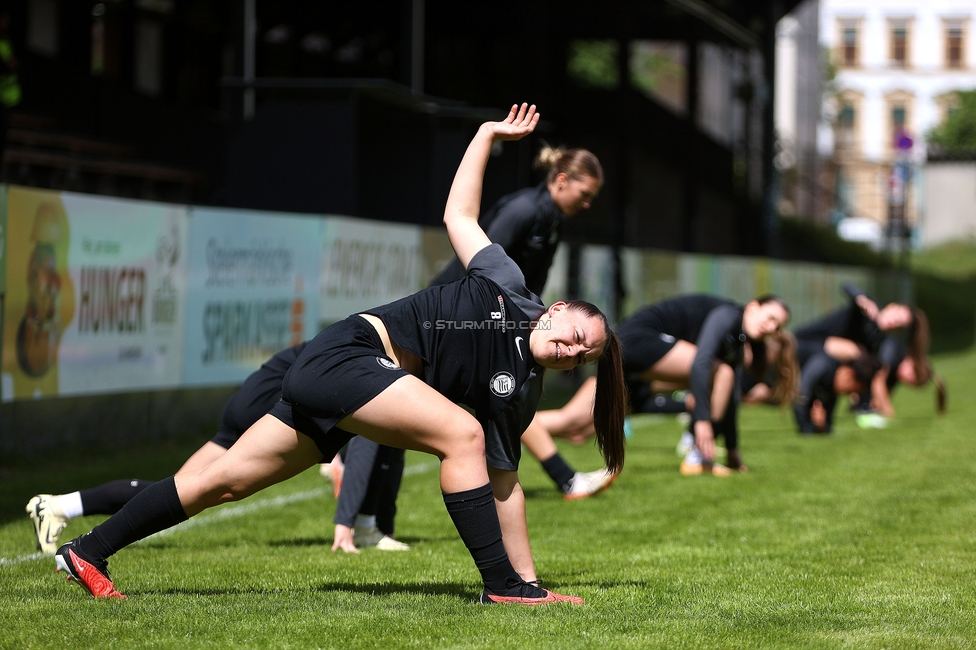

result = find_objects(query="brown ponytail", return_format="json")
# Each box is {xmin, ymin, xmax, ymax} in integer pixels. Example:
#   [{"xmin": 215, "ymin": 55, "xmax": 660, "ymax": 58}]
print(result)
[
  {"xmin": 908, "ymin": 308, "xmax": 931, "ymax": 364},
  {"xmin": 767, "ymin": 329, "xmax": 800, "ymax": 405},
  {"xmin": 907, "ymin": 308, "xmax": 945, "ymax": 413},
  {"xmin": 534, "ymin": 144, "xmax": 604, "ymax": 186},
  {"xmin": 565, "ymin": 300, "xmax": 626, "ymax": 474}
]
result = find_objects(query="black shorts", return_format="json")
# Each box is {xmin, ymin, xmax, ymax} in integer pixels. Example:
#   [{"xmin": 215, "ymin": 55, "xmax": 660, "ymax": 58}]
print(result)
[
  {"xmin": 625, "ymin": 376, "xmax": 654, "ymax": 413},
  {"xmin": 211, "ymin": 385, "xmax": 272, "ymax": 449},
  {"xmin": 270, "ymin": 315, "xmax": 410, "ymax": 461},
  {"xmin": 620, "ymin": 328, "xmax": 679, "ymax": 376},
  {"xmin": 625, "ymin": 378, "xmax": 689, "ymax": 414}
]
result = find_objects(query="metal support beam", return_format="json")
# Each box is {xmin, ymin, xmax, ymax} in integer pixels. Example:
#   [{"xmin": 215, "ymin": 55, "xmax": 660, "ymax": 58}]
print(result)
[
  {"xmin": 243, "ymin": 0, "xmax": 256, "ymax": 120},
  {"xmin": 662, "ymin": 0, "xmax": 760, "ymax": 49}
]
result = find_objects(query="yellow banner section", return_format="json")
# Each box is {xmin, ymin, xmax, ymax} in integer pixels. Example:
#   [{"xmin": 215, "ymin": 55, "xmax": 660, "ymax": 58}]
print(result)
[{"xmin": 2, "ymin": 188, "xmax": 74, "ymax": 399}]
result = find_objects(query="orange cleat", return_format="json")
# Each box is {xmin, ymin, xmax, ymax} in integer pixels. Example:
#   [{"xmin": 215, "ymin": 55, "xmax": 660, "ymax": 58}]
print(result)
[{"xmin": 54, "ymin": 539, "xmax": 126, "ymax": 600}]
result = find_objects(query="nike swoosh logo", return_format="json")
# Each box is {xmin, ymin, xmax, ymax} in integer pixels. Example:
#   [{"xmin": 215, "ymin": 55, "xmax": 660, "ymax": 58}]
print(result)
[{"xmin": 515, "ymin": 336, "xmax": 524, "ymax": 361}]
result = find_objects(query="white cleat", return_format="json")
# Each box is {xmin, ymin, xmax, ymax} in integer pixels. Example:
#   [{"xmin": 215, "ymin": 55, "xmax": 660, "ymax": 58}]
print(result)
[
  {"xmin": 563, "ymin": 468, "xmax": 617, "ymax": 501},
  {"xmin": 676, "ymin": 431, "xmax": 695, "ymax": 456},
  {"xmin": 26, "ymin": 495, "xmax": 68, "ymax": 555}
]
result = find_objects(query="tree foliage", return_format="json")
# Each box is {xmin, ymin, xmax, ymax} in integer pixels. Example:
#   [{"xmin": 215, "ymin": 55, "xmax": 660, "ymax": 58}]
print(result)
[
  {"xmin": 927, "ymin": 89, "xmax": 976, "ymax": 153},
  {"xmin": 567, "ymin": 39, "xmax": 619, "ymax": 90}
]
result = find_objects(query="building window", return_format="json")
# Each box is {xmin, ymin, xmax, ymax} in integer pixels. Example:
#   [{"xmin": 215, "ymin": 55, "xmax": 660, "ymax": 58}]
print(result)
[
  {"xmin": 890, "ymin": 25, "xmax": 907, "ymax": 67},
  {"xmin": 842, "ymin": 26, "xmax": 858, "ymax": 66},
  {"xmin": 838, "ymin": 104, "xmax": 855, "ymax": 147},
  {"xmin": 892, "ymin": 106, "xmax": 906, "ymax": 131},
  {"xmin": 891, "ymin": 105, "xmax": 908, "ymax": 149},
  {"xmin": 946, "ymin": 24, "xmax": 964, "ymax": 69}
]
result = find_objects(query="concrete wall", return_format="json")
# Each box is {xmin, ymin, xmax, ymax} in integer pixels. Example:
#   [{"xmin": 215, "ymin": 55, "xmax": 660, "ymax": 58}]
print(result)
[{"xmin": 921, "ymin": 161, "xmax": 976, "ymax": 248}]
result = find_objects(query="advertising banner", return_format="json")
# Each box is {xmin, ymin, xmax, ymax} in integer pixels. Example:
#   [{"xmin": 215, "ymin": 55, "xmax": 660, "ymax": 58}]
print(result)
[
  {"xmin": 1, "ymin": 188, "xmax": 187, "ymax": 400},
  {"xmin": 181, "ymin": 207, "xmax": 321, "ymax": 386},
  {"xmin": 320, "ymin": 216, "xmax": 424, "ymax": 324}
]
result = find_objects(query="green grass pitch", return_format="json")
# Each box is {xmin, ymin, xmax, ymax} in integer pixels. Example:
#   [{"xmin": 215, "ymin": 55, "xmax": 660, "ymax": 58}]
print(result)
[{"xmin": 1, "ymin": 349, "xmax": 974, "ymax": 649}]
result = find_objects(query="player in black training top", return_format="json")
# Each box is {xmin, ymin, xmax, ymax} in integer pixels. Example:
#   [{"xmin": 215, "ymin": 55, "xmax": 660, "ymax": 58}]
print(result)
[
  {"xmin": 792, "ymin": 347, "xmax": 880, "ymax": 434},
  {"xmin": 333, "ymin": 143, "xmax": 606, "ymax": 552},
  {"xmin": 525, "ymin": 293, "xmax": 795, "ymax": 476},
  {"xmin": 793, "ymin": 284, "xmax": 944, "ymax": 420},
  {"xmin": 52, "ymin": 104, "xmax": 627, "ymax": 606},
  {"xmin": 429, "ymin": 144, "xmax": 602, "ymax": 295}
]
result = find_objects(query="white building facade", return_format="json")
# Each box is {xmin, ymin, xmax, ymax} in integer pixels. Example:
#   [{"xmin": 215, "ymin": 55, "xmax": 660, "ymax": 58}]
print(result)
[{"xmin": 818, "ymin": 0, "xmax": 976, "ymax": 245}]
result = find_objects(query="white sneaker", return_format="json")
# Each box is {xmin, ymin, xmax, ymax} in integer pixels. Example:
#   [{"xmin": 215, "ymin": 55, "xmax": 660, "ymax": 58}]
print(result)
[
  {"xmin": 375, "ymin": 536, "xmax": 411, "ymax": 551},
  {"xmin": 353, "ymin": 525, "xmax": 383, "ymax": 547},
  {"xmin": 563, "ymin": 468, "xmax": 617, "ymax": 501},
  {"xmin": 675, "ymin": 431, "xmax": 695, "ymax": 456},
  {"xmin": 26, "ymin": 495, "xmax": 68, "ymax": 554},
  {"xmin": 354, "ymin": 525, "xmax": 411, "ymax": 551}
]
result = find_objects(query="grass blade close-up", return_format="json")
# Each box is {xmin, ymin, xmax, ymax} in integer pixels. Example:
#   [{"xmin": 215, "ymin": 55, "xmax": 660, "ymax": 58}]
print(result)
[{"xmin": 1, "ymin": 348, "xmax": 974, "ymax": 649}]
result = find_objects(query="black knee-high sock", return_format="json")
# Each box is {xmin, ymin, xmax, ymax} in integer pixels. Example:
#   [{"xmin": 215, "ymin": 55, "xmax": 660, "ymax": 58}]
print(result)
[
  {"xmin": 80, "ymin": 479, "xmax": 154, "ymax": 516},
  {"xmin": 443, "ymin": 483, "xmax": 518, "ymax": 591},
  {"xmin": 540, "ymin": 453, "xmax": 576, "ymax": 493},
  {"xmin": 78, "ymin": 476, "xmax": 187, "ymax": 560}
]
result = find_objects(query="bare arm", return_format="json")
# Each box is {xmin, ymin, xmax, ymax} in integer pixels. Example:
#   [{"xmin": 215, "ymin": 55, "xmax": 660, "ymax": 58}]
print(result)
[
  {"xmin": 487, "ymin": 466, "xmax": 536, "ymax": 582},
  {"xmin": 443, "ymin": 104, "xmax": 539, "ymax": 270},
  {"xmin": 870, "ymin": 368, "xmax": 895, "ymax": 417}
]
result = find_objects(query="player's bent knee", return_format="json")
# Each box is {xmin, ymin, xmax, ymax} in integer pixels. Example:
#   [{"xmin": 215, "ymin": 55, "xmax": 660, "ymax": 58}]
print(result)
[{"xmin": 447, "ymin": 420, "xmax": 485, "ymax": 459}]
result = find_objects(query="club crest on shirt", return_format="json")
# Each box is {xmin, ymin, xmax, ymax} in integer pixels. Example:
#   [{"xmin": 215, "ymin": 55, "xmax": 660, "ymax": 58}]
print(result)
[
  {"xmin": 490, "ymin": 371, "xmax": 515, "ymax": 397},
  {"xmin": 376, "ymin": 357, "xmax": 399, "ymax": 370}
]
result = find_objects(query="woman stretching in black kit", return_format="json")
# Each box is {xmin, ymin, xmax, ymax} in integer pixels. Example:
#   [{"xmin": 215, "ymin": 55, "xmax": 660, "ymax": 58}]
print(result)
[
  {"xmin": 523, "ymin": 293, "xmax": 794, "ymax": 477},
  {"xmin": 52, "ymin": 104, "xmax": 626, "ymax": 605}
]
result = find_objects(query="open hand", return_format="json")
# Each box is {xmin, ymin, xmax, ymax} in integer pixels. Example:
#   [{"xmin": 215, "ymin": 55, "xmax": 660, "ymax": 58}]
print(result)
[
  {"xmin": 811, "ymin": 400, "xmax": 827, "ymax": 431},
  {"xmin": 485, "ymin": 103, "xmax": 540, "ymax": 142},
  {"xmin": 694, "ymin": 419, "xmax": 716, "ymax": 463},
  {"xmin": 855, "ymin": 294, "xmax": 879, "ymax": 320},
  {"xmin": 332, "ymin": 524, "xmax": 360, "ymax": 554}
]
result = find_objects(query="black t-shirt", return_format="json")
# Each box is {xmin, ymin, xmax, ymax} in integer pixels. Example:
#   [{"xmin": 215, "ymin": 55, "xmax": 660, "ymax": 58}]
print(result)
[
  {"xmin": 793, "ymin": 351, "xmax": 840, "ymax": 433},
  {"xmin": 367, "ymin": 244, "xmax": 545, "ymax": 471},
  {"xmin": 428, "ymin": 184, "xmax": 564, "ymax": 295},
  {"xmin": 617, "ymin": 294, "xmax": 745, "ymax": 423}
]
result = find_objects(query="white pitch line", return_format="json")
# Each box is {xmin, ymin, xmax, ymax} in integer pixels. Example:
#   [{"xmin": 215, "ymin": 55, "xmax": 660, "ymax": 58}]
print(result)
[
  {"xmin": 1, "ymin": 459, "xmax": 441, "ymax": 564},
  {"xmin": 0, "ymin": 551, "xmax": 47, "ymax": 567}
]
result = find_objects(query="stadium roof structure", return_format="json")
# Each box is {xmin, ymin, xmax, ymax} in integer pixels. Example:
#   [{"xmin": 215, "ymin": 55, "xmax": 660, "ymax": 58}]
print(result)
[{"xmin": 7, "ymin": 0, "xmax": 805, "ymax": 257}]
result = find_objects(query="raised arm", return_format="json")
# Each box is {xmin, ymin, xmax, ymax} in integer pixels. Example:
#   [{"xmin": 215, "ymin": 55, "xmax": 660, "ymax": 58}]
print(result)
[
  {"xmin": 843, "ymin": 283, "xmax": 879, "ymax": 321},
  {"xmin": 443, "ymin": 103, "xmax": 540, "ymax": 270}
]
